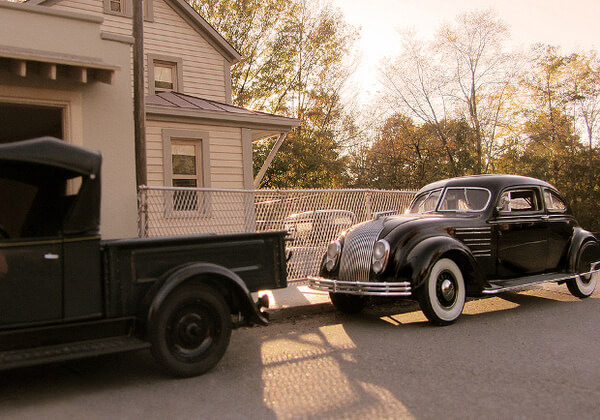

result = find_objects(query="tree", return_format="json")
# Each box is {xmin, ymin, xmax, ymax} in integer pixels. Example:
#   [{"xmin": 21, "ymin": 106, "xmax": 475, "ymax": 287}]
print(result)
[
  {"xmin": 349, "ymin": 113, "xmax": 476, "ymax": 189},
  {"xmin": 193, "ymin": 0, "xmax": 359, "ymax": 188},
  {"xmin": 497, "ymin": 45, "xmax": 600, "ymax": 230},
  {"xmin": 380, "ymin": 9, "xmax": 519, "ymax": 175}
]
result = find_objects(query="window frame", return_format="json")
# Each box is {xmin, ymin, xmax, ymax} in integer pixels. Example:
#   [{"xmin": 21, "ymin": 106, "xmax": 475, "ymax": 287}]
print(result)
[
  {"xmin": 148, "ymin": 55, "xmax": 184, "ymax": 95},
  {"xmin": 496, "ymin": 188, "xmax": 544, "ymax": 215},
  {"xmin": 543, "ymin": 189, "xmax": 568, "ymax": 213},
  {"xmin": 162, "ymin": 129, "xmax": 211, "ymax": 217}
]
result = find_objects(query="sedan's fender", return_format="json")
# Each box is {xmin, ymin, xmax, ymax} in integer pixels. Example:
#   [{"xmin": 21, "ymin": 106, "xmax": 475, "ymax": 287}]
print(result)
[
  {"xmin": 146, "ymin": 263, "xmax": 269, "ymax": 330},
  {"xmin": 400, "ymin": 235, "xmax": 486, "ymax": 292},
  {"xmin": 568, "ymin": 228, "xmax": 600, "ymax": 272}
]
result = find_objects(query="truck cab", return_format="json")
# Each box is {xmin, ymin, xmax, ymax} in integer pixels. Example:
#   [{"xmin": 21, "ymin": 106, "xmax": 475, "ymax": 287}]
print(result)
[{"xmin": 0, "ymin": 138, "xmax": 103, "ymax": 327}]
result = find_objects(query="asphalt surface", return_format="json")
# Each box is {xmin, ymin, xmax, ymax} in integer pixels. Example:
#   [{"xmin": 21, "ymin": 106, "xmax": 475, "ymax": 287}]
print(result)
[{"xmin": 1, "ymin": 283, "xmax": 599, "ymax": 419}]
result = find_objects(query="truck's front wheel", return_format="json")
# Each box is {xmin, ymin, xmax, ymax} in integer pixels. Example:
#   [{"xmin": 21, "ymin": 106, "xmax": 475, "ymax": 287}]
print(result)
[{"xmin": 150, "ymin": 284, "xmax": 232, "ymax": 377}]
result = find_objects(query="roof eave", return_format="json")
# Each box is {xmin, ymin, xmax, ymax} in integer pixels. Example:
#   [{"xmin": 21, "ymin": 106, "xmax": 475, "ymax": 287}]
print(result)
[{"xmin": 146, "ymin": 104, "xmax": 299, "ymax": 134}]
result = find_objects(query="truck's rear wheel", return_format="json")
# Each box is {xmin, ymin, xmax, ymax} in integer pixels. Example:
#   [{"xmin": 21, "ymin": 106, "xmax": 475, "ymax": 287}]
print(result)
[{"xmin": 150, "ymin": 284, "xmax": 232, "ymax": 377}]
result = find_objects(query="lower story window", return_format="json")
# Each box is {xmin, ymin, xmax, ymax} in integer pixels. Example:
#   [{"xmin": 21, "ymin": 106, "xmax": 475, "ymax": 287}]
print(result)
[
  {"xmin": 171, "ymin": 142, "xmax": 201, "ymax": 211},
  {"xmin": 163, "ymin": 129, "xmax": 210, "ymax": 215}
]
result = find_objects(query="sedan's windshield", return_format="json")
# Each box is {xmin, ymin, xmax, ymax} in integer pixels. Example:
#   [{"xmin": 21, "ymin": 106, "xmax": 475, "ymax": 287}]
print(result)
[
  {"xmin": 407, "ymin": 189, "xmax": 442, "ymax": 214},
  {"xmin": 408, "ymin": 187, "xmax": 491, "ymax": 214},
  {"xmin": 438, "ymin": 188, "xmax": 491, "ymax": 212}
]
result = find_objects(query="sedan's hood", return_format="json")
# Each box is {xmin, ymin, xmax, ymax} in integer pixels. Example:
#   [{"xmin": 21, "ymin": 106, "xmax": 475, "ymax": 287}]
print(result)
[{"xmin": 379, "ymin": 213, "xmax": 478, "ymax": 238}]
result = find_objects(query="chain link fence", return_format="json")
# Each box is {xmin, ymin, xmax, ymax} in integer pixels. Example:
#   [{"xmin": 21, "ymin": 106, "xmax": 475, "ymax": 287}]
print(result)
[{"xmin": 138, "ymin": 187, "xmax": 416, "ymax": 281}]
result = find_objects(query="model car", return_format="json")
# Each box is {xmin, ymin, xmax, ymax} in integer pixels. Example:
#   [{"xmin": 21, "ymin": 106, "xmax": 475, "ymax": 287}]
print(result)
[{"xmin": 309, "ymin": 175, "xmax": 600, "ymax": 325}]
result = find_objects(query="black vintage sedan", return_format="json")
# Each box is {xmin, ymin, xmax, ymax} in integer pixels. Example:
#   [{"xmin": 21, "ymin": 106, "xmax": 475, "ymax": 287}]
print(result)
[{"xmin": 309, "ymin": 175, "xmax": 600, "ymax": 325}]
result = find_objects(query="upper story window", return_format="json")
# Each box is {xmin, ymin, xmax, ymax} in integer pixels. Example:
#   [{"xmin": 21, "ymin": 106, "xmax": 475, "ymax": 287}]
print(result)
[
  {"xmin": 148, "ymin": 55, "xmax": 184, "ymax": 94},
  {"xmin": 154, "ymin": 61, "xmax": 177, "ymax": 92},
  {"xmin": 109, "ymin": 0, "xmax": 123, "ymax": 13},
  {"xmin": 103, "ymin": 0, "xmax": 154, "ymax": 21}
]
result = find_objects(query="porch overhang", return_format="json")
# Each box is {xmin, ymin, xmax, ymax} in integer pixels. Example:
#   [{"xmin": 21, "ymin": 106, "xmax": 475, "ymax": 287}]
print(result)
[
  {"xmin": 145, "ymin": 92, "xmax": 299, "ymax": 141},
  {"xmin": 0, "ymin": 44, "xmax": 119, "ymax": 85}
]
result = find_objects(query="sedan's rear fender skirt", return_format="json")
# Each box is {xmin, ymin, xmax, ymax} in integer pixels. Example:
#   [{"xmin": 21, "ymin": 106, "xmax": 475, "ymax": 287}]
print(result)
[
  {"xmin": 403, "ymin": 236, "xmax": 485, "ymax": 292},
  {"xmin": 568, "ymin": 228, "xmax": 600, "ymax": 272},
  {"xmin": 146, "ymin": 263, "xmax": 269, "ymax": 331}
]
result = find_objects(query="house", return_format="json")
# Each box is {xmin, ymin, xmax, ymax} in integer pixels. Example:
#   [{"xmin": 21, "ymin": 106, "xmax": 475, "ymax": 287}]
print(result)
[{"xmin": 0, "ymin": 0, "xmax": 298, "ymax": 238}]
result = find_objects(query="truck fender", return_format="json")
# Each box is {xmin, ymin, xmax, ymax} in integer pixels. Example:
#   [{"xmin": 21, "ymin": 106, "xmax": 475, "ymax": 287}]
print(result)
[
  {"xmin": 147, "ymin": 263, "xmax": 269, "ymax": 330},
  {"xmin": 567, "ymin": 228, "xmax": 600, "ymax": 272},
  {"xmin": 402, "ymin": 236, "xmax": 485, "ymax": 292}
]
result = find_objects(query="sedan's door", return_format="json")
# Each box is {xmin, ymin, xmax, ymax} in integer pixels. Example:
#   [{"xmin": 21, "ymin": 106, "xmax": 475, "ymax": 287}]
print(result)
[
  {"xmin": 0, "ymin": 237, "xmax": 63, "ymax": 326},
  {"xmin": 493, "ymin": 187, "xmax": 548, "ymax": 278}
]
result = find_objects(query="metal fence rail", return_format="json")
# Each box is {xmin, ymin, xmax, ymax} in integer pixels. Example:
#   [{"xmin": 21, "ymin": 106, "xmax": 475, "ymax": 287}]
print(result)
[{"xmin": 138, "ymin": 187, "xmax": 416, "ymax": 281}]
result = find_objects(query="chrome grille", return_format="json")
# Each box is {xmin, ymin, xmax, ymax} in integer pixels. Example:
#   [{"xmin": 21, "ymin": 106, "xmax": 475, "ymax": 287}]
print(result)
[{"xmin": 338, "ymin": 219, "xmax": 385, "ymax": 282}]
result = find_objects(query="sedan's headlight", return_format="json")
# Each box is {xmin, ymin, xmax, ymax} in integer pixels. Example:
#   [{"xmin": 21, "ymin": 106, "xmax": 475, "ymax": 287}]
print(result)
[
  {"xmin": 324, "ymin": 240, "xmax": 342, "ymax": 271},
  {"xmin": 372, "ymin": 239, "xmax": 390, "ymax": 274}
]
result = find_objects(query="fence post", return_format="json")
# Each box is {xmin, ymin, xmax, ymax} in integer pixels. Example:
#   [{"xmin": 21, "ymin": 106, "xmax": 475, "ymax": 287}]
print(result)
[{"xmin": 137, "ymin": 186, "xmax": 148, "ymax": 238}]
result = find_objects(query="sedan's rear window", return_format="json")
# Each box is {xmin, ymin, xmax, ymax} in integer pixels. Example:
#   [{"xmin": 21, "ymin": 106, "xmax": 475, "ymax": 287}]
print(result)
[{"xmin": 439, "ymin": 188, "xmax": 491, "ymax": 212}]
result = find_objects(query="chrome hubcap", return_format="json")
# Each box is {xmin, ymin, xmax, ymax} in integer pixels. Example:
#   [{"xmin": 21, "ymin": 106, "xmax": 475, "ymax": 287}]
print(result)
[{"xmin": 440, "ymin": 279, "xmax": 455, "ymax": 301}]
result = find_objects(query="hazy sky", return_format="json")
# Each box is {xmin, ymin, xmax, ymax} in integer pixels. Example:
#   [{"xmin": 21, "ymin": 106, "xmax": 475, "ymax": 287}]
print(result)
[{"xmin": 333, "ymin": 0, "xmax": 600, "ymax": 100}]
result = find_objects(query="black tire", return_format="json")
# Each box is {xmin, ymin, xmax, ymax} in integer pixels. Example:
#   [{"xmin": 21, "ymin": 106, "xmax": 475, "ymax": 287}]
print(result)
[
  {"xmin": 329, "ymin": 292, "xmax": 368, "ymax": 314},
  {"xmin": 150, "ymin": 284, "xmax": 232, "ymax": 377},
  {"xmin": 567, "ymin": 241, "xmax": 599, "ymax": 298},
  {"xmin": 417, "ymin": 258, "xmax": 466, "ymax": 326}
]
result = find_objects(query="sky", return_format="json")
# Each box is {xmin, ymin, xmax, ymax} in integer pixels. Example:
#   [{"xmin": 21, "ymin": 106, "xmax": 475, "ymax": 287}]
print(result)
[{"xmin": 332, "ymin": 0, "xmax": 600, "ymax": 102}]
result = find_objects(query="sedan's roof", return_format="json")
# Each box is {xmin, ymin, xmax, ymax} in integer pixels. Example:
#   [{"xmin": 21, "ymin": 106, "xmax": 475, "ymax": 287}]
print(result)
[{"xmin": 418, "ymin": 174, "xmax": 555, "ymax": 194}]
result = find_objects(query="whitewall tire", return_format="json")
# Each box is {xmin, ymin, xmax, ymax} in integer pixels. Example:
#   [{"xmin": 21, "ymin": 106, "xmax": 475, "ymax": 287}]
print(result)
[{"xmin": 418, "ymin": 258, "xmax": 466, "ymax": 325}]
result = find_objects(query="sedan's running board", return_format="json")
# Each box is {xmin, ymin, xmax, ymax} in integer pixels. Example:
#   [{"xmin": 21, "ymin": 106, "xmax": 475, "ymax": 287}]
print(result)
[{"xmin": 483, "ymin": 263, "xmax": 600, "ymax": 295}]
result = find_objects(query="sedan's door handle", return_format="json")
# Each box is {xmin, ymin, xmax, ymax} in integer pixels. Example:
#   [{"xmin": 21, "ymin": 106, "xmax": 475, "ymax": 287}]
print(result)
[{"xmin": 44, "ymin": 253, "xmax": 60, "ymax": 260}]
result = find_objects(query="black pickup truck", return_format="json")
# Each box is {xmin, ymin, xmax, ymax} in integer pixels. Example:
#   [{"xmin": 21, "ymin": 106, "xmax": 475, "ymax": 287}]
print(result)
[{"xmin": 0, "ymin": 138, "xmax": 286, "ymax": 377}]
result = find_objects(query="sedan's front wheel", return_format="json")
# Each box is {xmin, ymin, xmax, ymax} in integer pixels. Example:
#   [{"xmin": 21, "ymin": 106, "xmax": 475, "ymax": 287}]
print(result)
[{"xmin": 417, "ymin": 258, "xmax": 466, "ymax": 326}]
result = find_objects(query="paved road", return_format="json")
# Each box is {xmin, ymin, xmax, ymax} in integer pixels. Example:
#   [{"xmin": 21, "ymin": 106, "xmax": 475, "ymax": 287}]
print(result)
[{"xmin": 1, "ymin": 283, "xmax": 599, "ymax": 419}]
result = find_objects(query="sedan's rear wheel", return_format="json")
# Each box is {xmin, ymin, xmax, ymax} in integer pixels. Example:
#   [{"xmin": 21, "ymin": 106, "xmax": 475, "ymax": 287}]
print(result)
[
  {"xmin": 417, "ymin": 258, "xmax": 465, "ymax": 326},
  {"xmin": 567, "ymin": 241, "xmax": 599, "ymax": 298}
]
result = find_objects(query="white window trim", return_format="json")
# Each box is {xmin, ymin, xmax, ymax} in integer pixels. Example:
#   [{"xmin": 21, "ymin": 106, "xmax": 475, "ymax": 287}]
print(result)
[
  {"xmin": 162, "ymin": 129, "xmax": 211, "ymax": 217},
  {"xmin": 148, "ymin": 54, "xmax": 184, "ymax": 95}
]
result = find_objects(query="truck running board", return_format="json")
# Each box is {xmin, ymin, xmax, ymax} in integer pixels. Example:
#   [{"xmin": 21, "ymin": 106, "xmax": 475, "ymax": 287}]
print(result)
[{"xmin": 0, "ymin": 335, "xmax": 150, "ymax": 370}]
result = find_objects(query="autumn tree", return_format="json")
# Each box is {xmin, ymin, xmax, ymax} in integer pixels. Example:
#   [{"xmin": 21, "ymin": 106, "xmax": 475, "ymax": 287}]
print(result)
[
  {"xmin": 497, "ymin": 45, "xmax": 600, "ymax": 230},
  {"xmin": 193, "ymin": 0, "xmax": 359, "ymax": 188},
  {"xmin": 380, "ymin": 9, "xmax": 519, "ymax": 175},
  {"xmin": 349, "ymin": 113, "xmax": 476, "ymax": 189}
]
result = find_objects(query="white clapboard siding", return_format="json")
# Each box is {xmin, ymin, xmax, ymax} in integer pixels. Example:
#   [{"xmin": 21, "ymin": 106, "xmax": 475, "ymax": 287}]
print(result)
[{"xmin": 51, "ymin": 0, "xmax": 228, "ymax": 101}]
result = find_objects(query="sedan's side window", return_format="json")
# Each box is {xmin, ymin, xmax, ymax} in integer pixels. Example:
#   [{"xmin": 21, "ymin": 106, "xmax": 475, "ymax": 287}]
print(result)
[
  {"xmin": 497, "ymin": 189, "xmax": 541, "ymax": 213},
  {"xmin": 544, "ymin": 190, "xmax": 567, "ymax": 212}
]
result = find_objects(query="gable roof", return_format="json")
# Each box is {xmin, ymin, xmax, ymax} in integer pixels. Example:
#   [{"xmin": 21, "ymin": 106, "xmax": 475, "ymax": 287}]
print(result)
[
  {"xmin": 146, "ymin": 92, "xmax": 299, "ymax": 140},
  {"xmin": 26, "ymin": 0, "xmax": 241, "ymax": 64}
]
